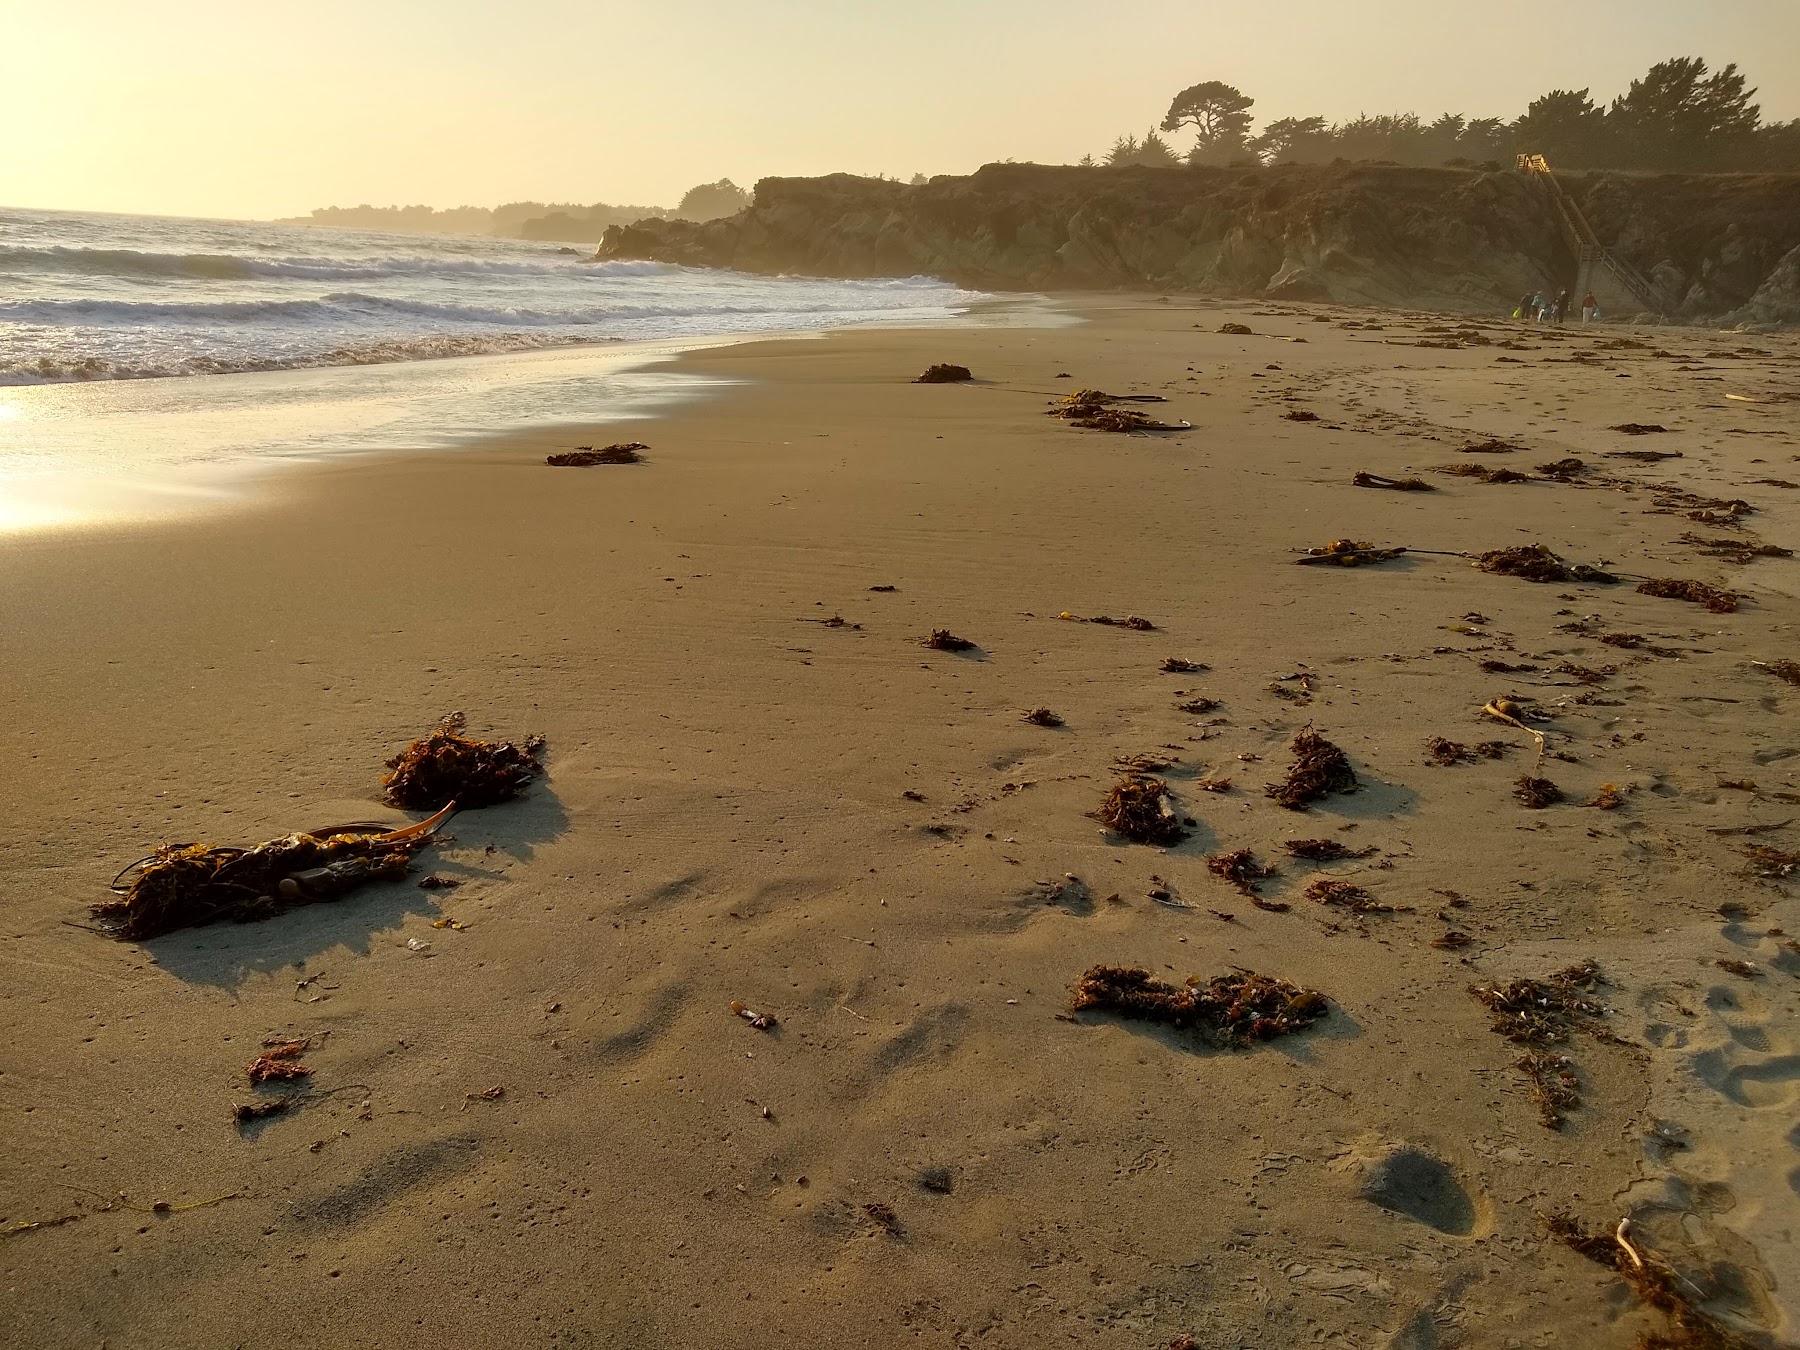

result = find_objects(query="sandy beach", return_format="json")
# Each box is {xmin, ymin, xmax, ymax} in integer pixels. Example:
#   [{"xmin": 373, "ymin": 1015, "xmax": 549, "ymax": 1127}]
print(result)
[{"xmin": 2, "ymin": 296, "xmax": 1797, "ymax": 1348}]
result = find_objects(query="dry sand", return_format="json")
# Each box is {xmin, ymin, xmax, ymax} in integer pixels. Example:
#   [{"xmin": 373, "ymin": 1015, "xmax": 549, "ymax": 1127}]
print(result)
[{"xmin": 2, "ymin": 297, "xmax": 1797, "ymax": 1348}]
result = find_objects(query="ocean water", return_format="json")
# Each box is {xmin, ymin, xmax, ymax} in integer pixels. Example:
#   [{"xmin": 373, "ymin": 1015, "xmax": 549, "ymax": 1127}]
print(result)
[
  {"xmin": 0, "ymin": 206, "xmax": 999, "ymax": 530},
  {"xmin": 0, "ymin": 206, "xmax": 985, "ymax": 384}
]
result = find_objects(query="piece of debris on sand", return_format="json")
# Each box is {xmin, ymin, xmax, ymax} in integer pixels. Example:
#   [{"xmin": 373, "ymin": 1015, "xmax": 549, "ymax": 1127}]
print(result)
[
  {"xmin": 1060, "ymin": 611, "xmax": 1157, "ymax": 630},
  {"xmin": 1425, "ymin": 737, "xmax": 1511, "ymax": 766},
  {"xmin": 246, "ymin": 1053, "xmax": 311, "ymax": 1085},
  {"xmin": 923, "ymin": 629, "xmax": 976, "ymax": 652},
  {"xmin": 1746, "ymin": 844, "xmax": 1798, "ymax": 879},
  {"xmin": 1636, "ymin": 577, "xmax": 1741, "ymax": 614},
  {"xmin": 1218, "ymin": 322, "xmax": 1253, "ymax": 335},
  {"xmin": 545, "ymin": 443, "xmax": 645, "ymax": 466},
  {"xmin": 914, "ymin": 364, "xmax": 972, "ymax": 383},
  {"xmin": 1176, "ymin": 696, "xmax": 1220, "ymax": 715},
  {"xmin": 1284, "ymin": 838, "xmax": 1374, "ymax": 861},
  {"xmin": 1284, "ymin": 409, "xmax": 1320, "ymax": 422},
  {"xmin": 1547, "ymin": 1212, "xmax": 1760, "ymax": 1349},
  {"xmin": 1266, "ymin": 728, "xmax": 1357, "ymax": 810},
  {"xmin": 1194, "ymin": 776, "xmax": 1233, "ymax": 792},
  {"xmin": 1586, "ymin": 784, "xmax": 1626, "ymax": 810},
  {"xmin": 94, "ymin": 805, "xmax": 454, "ymax": 941},
  {"xmin": 1207, "ymin": 849, "xmax": 1277, "ymax": 895},
  {"xmin": 1608, "ymin": 422, "xmax": 1670, "ymax": 434},
  {"xmin": 1677, "ymin": 533, "xmax": 1792, "ymax": 565},
  {"xmin": 1071, "ymin": 965, "xmax": 1329, "ymax": 1047},
  {"xmin": 862, "ymin": 1202, "xmax": 905, "ymax": 1237},
  {"xmin": 384, "ymin": 711, "xmax": 546, "ymax": 811},
  {"xmin": 1161, "ymin": 657, "xmax": 1209, "ymax": 673},
  {"xmin": 1352, "ymin": 472, "xmax": 1433, "ymax": 492},
  {"xmin": 1514, "ymin": 775, "xmax": 1565, "ymax": 808},
  {"xmin": 1472, "ymin": 960, "xmax": 1610, "ymax": 1128},
  {"xmin": 1295, "ymin": 539, "xmax": 1408, "ymax": 566},
  {"xmin": 1095, "ymin": 777, "xmax": 1188, "ymax": 846},
  {"xmin": 1306, "ymin": 878, "xmax": 1407, "ymax": 914},
  {"xmin": 233, "ymin": 1099, "xmax": 295, "ymax": 1124},
  {"xmin": 1045, "ymin": 389, "xmax": 1187, "ymax": 433},
  {"xmin": 1473, "ymin": 960, "xmax": 1606, "ymax": 1044},
  {"xmin": 1022, "ymin": 707, "xmax": 1064, "ymax": 727},
  {"xmin": 1535, "ymin": 457, "xmax": 1587, "ymax": 480},
  {"xmin": 1475, "ymin": 544, "xmax": 1616, "ymax": 585},
  {"xmin": 1461, "ymin": 437, "xmax": 1520, "ymax": 454},
  {"xmin": 1437, "ymin": 463, "xmax": 1532, "ymax": 484},
  {"xmin": 1755, "ymin": 659, "xmax": 1800, "ymax": 687}
]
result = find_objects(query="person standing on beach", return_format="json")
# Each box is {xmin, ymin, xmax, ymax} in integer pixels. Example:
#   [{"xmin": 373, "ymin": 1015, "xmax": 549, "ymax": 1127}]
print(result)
[
  {"xmin": 1554, "ymin": 288, "xmax": 1570, "ymax": 325},
  {"xmin": 1582, "ymin": 289, "xmax": 1598, "ymax": 323},
  {"xmin": 1517, "ymin": 291, "xmax": 1534, "ymax": 322}
]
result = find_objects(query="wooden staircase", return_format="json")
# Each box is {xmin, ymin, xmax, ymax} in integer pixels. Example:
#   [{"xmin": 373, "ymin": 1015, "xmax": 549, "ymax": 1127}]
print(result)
[{"xmin": 1515, "ymin": 154, "xmax": 1669, "ymax": 316}]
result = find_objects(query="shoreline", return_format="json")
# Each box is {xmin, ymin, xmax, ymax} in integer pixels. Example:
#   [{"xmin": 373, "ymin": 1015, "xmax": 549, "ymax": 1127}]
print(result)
[
  {"xmin": 0, "ymin": 292, "xmax": 1066, "ymax": 538},
  {"xmin": 2, "ymin": 294, "xmax": 1795, "ymax": 1347}
]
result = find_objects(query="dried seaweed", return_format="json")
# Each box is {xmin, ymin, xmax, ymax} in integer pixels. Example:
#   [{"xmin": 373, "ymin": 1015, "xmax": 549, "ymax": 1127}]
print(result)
[
  {"xmin": 914, "ymin": 363, "xmax": 971, "ymax": 383},
  {"xmin": 95, "ymin": 815, "xmax": 443, "ymax": 942},
  {"xmin": 1547, "ymin": 1213, "xmax": 1760, "ymax": 1349},
  {"xmin": 1431, "ymin": 930, "xmax": 1475, "ymax": 950},
  {"xmin": 1352, "ymin": 472, "xmax": 1433, "ymax": 492},
  {"xmin": 1517, "ymin": 1050, "xmax": 1582, "ymax": 1128},
  {"xmin": 1175, "ymin": 697, "xmax": 1220, "ymax": 715},
  {"xmin": 1284, "ymin": 838, "xmax": 1373, "ymax": 861},
  {"xmin": 1218, "ymin": 322, "xmax": 1253, "ymax": 335},
  {"xmin": 1295, "ymin": 538, "xmax": 1408, "ymax": 566},
  {"xmin": 1161, "ymin": 657, "xmax": 1208, "ymax": 673},
  {"xmin": 1746, "ymin": 844, "xmax": 1797, "ymax": 879},
  {"xmin": 923, "ymin": 629, "xmax": 976, "ymax": 652},
  {"xmin": 1022, "ymin": 707, "xmax": 1064, "ymax": 727},
  {"xmin": 1437, "ymin": 463, "xmax": 1531, "ymax": 483},
  {"xmin": 1636, "ymin": 578, "xmax": 1741, "ymax": 614},
  {"xmin": 246, "ymin": 1054, "xmax": 311, "ymax": 1085},
  {"xmin": 545, "ymin": 443, "xmax": 645, "ymax": 466},
  {"xmin": 1194, "ymin": 776, "xmax": 1233, "ymax": 793},
  {"xmin": 1556, "ymin": 662, "xmax": 1615, "ymax": 685},
  {"xmin": 1514, "ymin": 775, "xmax": 1565, "ymax": 808},
  {"xmin": 1754, "ymin": 659, "xmax": 1800, "ymax": 687},
  {"xmin": 1071, "ymin": 965, "xmax": 1329, "ymax": 1047},
  {"xmin": 1480, "ymin": 659, "xmax": 1540, "ymax": 674},
  {"xmin": 1284, "ymin": 409, "xmax": 1320, "ymax": 422},
  {"xmin": 1470, "ymin": 960, "xmax": 1605, "ymax": 1045},
  {"xmin": 233, "ymin": 1099, "xmax": 293, "ymax": 1124},
  {"xmin": 384, "ymin": 712, "xmax": 545, "ymax": 811},
  {"xmin": 1061, "ymin": 611, "xmax": 1157, "ymax": 630},
  {"xmin": 1536, "ymin": 457, "xmax": 1588, "ymax": 480},
  {"xmin": 1305, "ymin": 878, "xmax": 1406, "ymax": 913},
  {"xmin": 1587, "ymin": 784, "xmax": 1627, "ymax": 810},
  {"xmin": 1266, "ymin": 728, "xmax": 1356, "ymax": 810},
  {"xmin": 1677, "ymin": 533, "xmax": 1791, "ymax": 565},
  {"xmin": 1476, "ymin": 545, "xmax": 1616, "ymax": 585},
  {"xmin": 1462, "ymin": 437, "xmax": 1520, "ymax": 454},
  {"xmin": 1610, "ymin": 422, "xmax": 1670, "ymax": 435},
  {"xmin": 1207, "ymin": 849, "xmax": 1277, "ymax": 894},
  {"xmin": 1095, "ymin": 777, "xmax": 1188, "ymax": 845},
  {"xmin": 1045, "ymin": 388, "xmax": 1185, "ymax": 432}
]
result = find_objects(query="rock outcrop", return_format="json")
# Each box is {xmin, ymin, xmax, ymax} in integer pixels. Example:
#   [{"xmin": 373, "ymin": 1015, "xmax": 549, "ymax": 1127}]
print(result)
[{"xmin": 596, "ymin": 162, "xmax": 1800, "ymax": 320}]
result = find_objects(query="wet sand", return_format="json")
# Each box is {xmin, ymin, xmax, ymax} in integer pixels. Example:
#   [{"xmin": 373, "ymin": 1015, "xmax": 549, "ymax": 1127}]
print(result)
[{"xmin": 2, "ymin": 296, "xmax": 1797, "ymax": 1348}]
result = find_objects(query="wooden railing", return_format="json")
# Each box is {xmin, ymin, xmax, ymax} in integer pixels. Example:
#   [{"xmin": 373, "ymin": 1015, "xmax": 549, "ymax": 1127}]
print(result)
[{"xmin": 1516, "ymin": 155, "xmax": 1667, "ymax": 314}]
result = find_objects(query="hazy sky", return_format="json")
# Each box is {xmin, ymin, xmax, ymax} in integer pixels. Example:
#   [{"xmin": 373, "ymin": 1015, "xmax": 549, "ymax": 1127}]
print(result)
[{"xmin": 6, "ymin": 0, "xmax": 1798, "ymax": 220}]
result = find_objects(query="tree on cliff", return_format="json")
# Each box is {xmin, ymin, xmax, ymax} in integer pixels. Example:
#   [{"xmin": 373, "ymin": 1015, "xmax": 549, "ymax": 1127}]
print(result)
[
  {"xmin": 1249, "ymin": 116, "xmax": 1331, "ymax": 164},
  {"xmin": 1513, "ymin": 89, "xmax": 1609, "ymax": 166},
  {"xmin": 1608, "ymin": 58, "xmax": 1761, "ymax": 167},
  {"xmin": 675, "ymin": 179, "xmax": 752, "ymax": 221},
  {"xmin": 1161, "ymin": 81, "xmax": 1255, "ymax": 164},
  {"xmin": 1103, "ymin": 131, "xmax": 1179, "ymax": 167}
]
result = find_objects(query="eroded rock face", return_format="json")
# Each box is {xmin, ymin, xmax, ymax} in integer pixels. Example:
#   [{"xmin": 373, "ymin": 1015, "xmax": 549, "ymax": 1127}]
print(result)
[
  {"xmin": 596, "ymin": 162, "xmax": 1800, "ymax": 320},
  {"xmin": 1729, "ymin": 241, "xmax": 1800, "ymax": 325}
]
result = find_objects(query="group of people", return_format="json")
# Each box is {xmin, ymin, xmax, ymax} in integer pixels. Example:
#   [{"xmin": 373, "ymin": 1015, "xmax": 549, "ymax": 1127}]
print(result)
[{"xmin": 1516, "ymin": 287, "xmax": 1600, "ymax": 324}]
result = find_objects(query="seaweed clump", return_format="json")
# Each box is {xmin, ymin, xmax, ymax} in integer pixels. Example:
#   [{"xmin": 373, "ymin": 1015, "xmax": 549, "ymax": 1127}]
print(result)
[
  {"xmin": 1636, "ymin": 578, "xmax": 1741, "ymax": 614},
  {"xmin": 95, "ymin": 823, "xmax": 435, "ymax": 942},
  {"xmin": 1476, "ymin": 545, "xmax": 1616, "ymax": 584},
  {"xmin": 1284, "ymin": 838, "xmax": 1372, "ymax": 861},
  {"xmin": 1295, "ymin": 538, "xmax": 1408, "ymax": 566},
  {"xmin": 546, "ymin": 443, "xmax": 645, "ymax": 466},
  {"xmin": 1514, "ymin": 775, "xmax": 1565, "ymax": 808},
  {"xmin": 384, "ymin": 712, "xmax": 545, "ymax": 811},
  {"xmin": 1547, "ymin": 1213, "xmax": 1759, "ymax": 1349},
  {"xmin": 914, "ymin": 364, "xmax": 972, "ymax": 383},
  {"xmin": 1352, "ymin": 472, "xmax": 1433, "ymax": 492},
  {"xmin": 1473, "ymin": 960, "xmax": 1609, "ymax": 1127},
  {"xmin": 1095, "ymin": 777, "xmax": 1188, "ymax": 846},
  {"xmin": 923, "ymin": 628, "xmax": 976, "ymax": 652},
  {"xmin": 1266, "ymin": 728, "xmax": 1356, "ymax": 810},
  {"xmin": 1206, "ymin": 849, "xmax": 1278, "ymax": 894},
  {"xmin": 1071, "ymin": 965, "xmax": 1329, "ymax": 1047},
  {"xmin": 1305, "ymin": 878, "xmax": 1407, "ymax": 914},
  {"xmin": 1022, "ymin": 707, "xmax": 1064, "ymax": 728}
]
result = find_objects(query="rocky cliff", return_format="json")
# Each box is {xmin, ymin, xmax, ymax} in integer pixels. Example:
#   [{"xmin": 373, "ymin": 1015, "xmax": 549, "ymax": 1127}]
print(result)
[{"xmin": 596, "ymin": 162, "xmax": 1800, "ymax": 322}]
